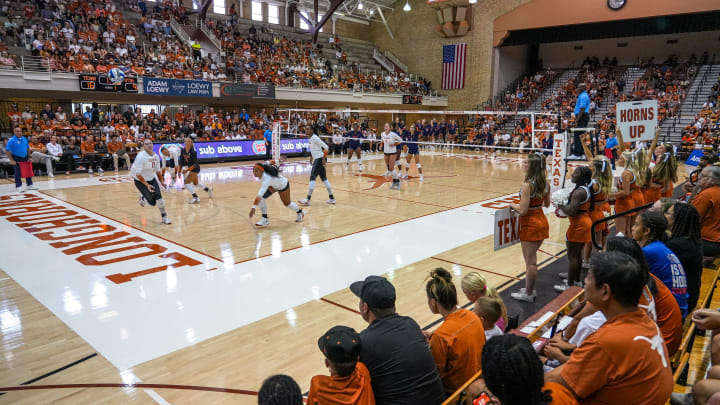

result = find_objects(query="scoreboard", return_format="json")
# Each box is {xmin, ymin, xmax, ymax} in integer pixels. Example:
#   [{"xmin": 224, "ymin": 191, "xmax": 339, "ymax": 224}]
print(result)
[{"xmin": 78, "ymin": 74, "xmax": 138, "ymax": 93}]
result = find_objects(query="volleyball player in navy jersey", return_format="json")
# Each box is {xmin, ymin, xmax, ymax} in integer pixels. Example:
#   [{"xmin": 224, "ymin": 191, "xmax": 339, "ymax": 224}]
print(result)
[
  {"xmin": 438, "ymin": 119, "xmax": 447, "ymax": 143},
  {"xmin": 393, "ymin": 122, "xmax": 409, "ymax": 176},
  {"xmin": 431, "ymin": 119, "xmax": 439, "ymax": 143},
  {"xmin": 422, "ymin": 120, "xmax": 433, "ymax": 144},
  {"xmin": 447, "ymin": 120, "xmax": 458, "ymax": 144},
  {"xmin": 404, "ymin": 125, "xmax": 423, "ymax": 180},
  {"xmin": 345, "ymin": 123, "xmax": 364, "ymax": 171}
]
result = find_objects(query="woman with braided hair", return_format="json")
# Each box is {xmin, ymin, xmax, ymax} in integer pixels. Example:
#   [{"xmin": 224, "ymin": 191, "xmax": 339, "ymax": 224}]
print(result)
[
  {"xmin": 467, "ymin": 334, "xmax": 577, "ymax": 405},
  {"xmin": 258, "ymin": 374, "xmax": 303, "ymax": 405},
  {"xmin": 665, "ymin": 202, "xmax": 703, "ymax": 311},
  {"xmin": 632, "ymin": 210, "xmax": 689, "ymax": 318},
  {"xmin": 555, "ymin": 166, "xmax": 594, "ymax": 292}
]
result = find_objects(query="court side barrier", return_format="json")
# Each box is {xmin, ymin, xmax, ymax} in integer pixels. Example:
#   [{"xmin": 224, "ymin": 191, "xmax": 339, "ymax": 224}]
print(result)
[
  {"xmin": 441, "ymin": 290, "xmax": 585, "ymax": 405},
  {"xmin": 672, "ymin": 262, "xmax": 720, "ymax": 386},
  {"xmin": 591, "ymin": 202, "xmax": 654, "ymax": 250}
]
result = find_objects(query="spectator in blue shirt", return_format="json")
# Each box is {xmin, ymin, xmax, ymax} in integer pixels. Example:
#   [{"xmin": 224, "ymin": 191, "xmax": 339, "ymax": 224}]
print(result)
[
  {"xmin": 6, "ymin": 127, "xmax": 37, "ymax": 192},
  {"xmin": 570, "ymin": 83, "xmax": 590, "ymax": 159},
  {"xmin": 605, "ymin": 131, "xmax": 619, "ymax": 169}
]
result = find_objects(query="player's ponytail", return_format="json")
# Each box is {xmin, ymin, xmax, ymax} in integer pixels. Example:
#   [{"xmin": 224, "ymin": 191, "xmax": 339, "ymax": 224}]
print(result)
[
  {"xmin": 254, "ymin": 162, "xmax": 280, "ymax": 177},
  {"xmin": 426, "ymin": 268, "xmax": 458, "ymax": 310}
]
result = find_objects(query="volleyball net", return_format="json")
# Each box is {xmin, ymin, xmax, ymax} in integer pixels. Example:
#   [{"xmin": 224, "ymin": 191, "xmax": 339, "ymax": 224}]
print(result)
[{"xmin": 271, "ymin": 108, "xmax": 563, "ymax": 162}]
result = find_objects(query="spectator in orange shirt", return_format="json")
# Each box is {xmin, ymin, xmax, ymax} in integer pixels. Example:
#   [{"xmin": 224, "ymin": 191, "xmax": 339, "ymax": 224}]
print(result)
[
  {"xmin": 424, "ymin": 268, "xmax": 485, "ymax": 394},
  {"xmin": 107, "ymin": 134, "xmax": 130, "ymax": 171},
  {"xmin": 29, "ymin": 135, "xmax": 55, "ymax": 177},
  {"xmin": 691, "ymin": 165, "xmax": 720, "ymax": 258},
  {"xmin": 467, "ymin": 334, "xmax": 578, "ymax": 405},
  {"xmin": 546, "ymin": 251, "xmax": 673, "ymax": 404},
  {"xmin": 7, "ymin": 104, "xmax": 21, "ymax": 127},
  {"xmin": 81, "ymin": 134, "xmax": 103, "ymax": 173},
  {"xmin": 307, "ymin": 326, "xmax": 375, "ymax": 405}
]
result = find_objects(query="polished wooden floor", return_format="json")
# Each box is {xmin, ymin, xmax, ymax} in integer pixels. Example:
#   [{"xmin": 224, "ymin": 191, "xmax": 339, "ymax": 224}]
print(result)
[{"xmin": 0, "ymin": 150, "xmax": 683, "ymax": 404}]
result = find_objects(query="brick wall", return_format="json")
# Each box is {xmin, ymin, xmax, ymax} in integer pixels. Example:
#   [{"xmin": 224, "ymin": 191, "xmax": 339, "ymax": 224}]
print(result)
[
  {"xmin": 333, "ymin": 18, "xmax": 369, "ymax": 40},
  {"xmin": 369, "ymin": 0, "xmax": 530, "ymax": 110}
]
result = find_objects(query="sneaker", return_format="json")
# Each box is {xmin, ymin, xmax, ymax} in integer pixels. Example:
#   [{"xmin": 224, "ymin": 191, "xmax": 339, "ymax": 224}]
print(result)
[
  {"xmin": 48, "ymin": 173, "xmax": 54, "ymax": 178},
  {"xmin": 66, "ymin": 171, "xmax": 71, "ymax": 176},
  {"xmin": 114, "ymin": 168, "xmax": 119, "ymax": 172},
  {"xmin": 77, "ymin": 165, "xmax": 86, "ymax": 171},
  {"xmin": 511, "ymin": 290, "xmax": 536, "ymax": 302},
  {"xmin": 189, "ymin": 196, "xmax": 200, "ymax": 204},
  {"xmin": 327, "ymin": 198, "xmax": 336, "ymax": 204},
  {"xmin": 558, "ymin": 272, "xmax": 568, "ymax": 279},
  {"xmin": 206, "ymin": 186, "xmax": 213, "ymax": 198},
  {"xmin": 162, "ymin": 216, "xmax": 172, "ymax": 225},
  {"xmin": 255, "ymin": 217, "xmax": 270, "ymax": 227},
  {"xmin": 88, "ymin": 168, "xmax": 93, "ymax": 174},
  {"xmin": 402, "ymin": 174, "xmax": 408, "ymax": 180},
  {"xmin": 419, "ymin": 175, "xmax": 424, "ymax": 181},
  {"xmin": 582, "ymin": 261, "xmax": 590, "ymax": 269},
  {"xmin": 295, "ymin": 210, "xmax": 305, "ymax": 222},
  {"xmin": 52, "ymin": 156, "xmax": 60, "ymax": 162},
  {"xmin": 97, "ymin": 168, "xmax": 104, "ymax": 173},
  {"xmin": 554, "ymin": 280, "xmax": 569, "ymax": 292},
  {"xmin": 16, "ymin": 186, "xmax": 25, "ymax": 193},
  {"xmin": 27, "ymin": 184, "xmax": 38, "ymax": 191},
  {"xmin": 298, "ymin": 198, "xmax": 311, "ymax": 206},
  {"xmin": 138, "ymin": 196, "xmax": 146, "ymax": 207},
  {"xmin": 358, "ymin": 164, "xmax": 363, "ymax": 172},
  {"xmin": 383, "ymin": 171, "xmax": 390, "ymax": 177}
]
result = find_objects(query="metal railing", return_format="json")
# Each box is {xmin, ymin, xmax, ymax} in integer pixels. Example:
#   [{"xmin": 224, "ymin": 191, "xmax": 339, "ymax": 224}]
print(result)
[
  {"xmin": 372, "ymin": 48, "xmax": 394, "ymax": 73},
  {"xmin": 591, "ymin": 202, "xmax": 653, "ymax": 249},
  {"xmin": 170, "ymin": 18, "xmax": 191, "ymax": 46},
  {"xmin": 21, "ymin": 56, "xmax": 51, "ymax": 73},
  {"xmin": 197, "ymin": 19, "xmax": 222, "ymax": 51},
  {"xmin": 384, "ymin": 50, "xmax": 407, "ymax": 73}
]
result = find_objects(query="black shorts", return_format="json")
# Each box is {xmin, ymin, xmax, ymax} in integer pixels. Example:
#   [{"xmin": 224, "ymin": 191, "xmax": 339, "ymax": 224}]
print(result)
[
  {"xmin": 384, "ymin": 152, "xmax": 396, "ymax": 156},
  {"xmin": 310, "ymin": 158, "xmax": 327, "ymax": 181},
  {"xmin": 262, "ymin": 181, "xmax": 289, "ymax": 199},
  {"xmin": 407, "ymin": 149, "xmax": 420, "ymax": 155},
  {"xmin": 165, "ymin": 159, "xmax": 175, "ymax": 168},
  {"xmin": 135, "ymin": 178, "xmax": 162, "ymax": 206}
]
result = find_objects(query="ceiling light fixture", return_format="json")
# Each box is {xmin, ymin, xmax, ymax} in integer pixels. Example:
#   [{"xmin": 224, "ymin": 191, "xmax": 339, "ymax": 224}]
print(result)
[
  {"xmin": 403, "ymin": 1, "xmax": 411, "ymax": 11},
  {"xmin": 369, "ymin": 7, "xmax": 374, "ymax": 14},
  {"xmin": 468, "ymin": 0, "xmax": 476, "ymax": 3},
  {"xmin": 358, "ymin": 1, "xmax": 363, "ymax": 9}
]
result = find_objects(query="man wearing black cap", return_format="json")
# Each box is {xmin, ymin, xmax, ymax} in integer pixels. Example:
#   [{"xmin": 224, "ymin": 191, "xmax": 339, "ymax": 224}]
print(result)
[
  {"xmin": 307, "ymin": 326, "xmax": 375, "ymax": 405},
  {"xmin": 350, "ymin": 276, "xmax": 445, "ymax": 405}
]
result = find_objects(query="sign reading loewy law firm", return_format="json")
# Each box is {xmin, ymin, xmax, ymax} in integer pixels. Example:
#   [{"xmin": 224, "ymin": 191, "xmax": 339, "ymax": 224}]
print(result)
[
  {"xmin": 220, "ymin": 83, "xmax": 275, "ymax": 99},
  {"xmin": 494, "ymin": 207, "xmax": 521, "ymax": 250},
  {"xmin": 143, "ymin": 77, "xmax": 212, "ymax": 97},
  {"xmin": 615, "ymin": 99, "xmax": 658, "ymax": 142},
  {"xmin": 79, "ymin": 74, "xmax": 138, "ymax": 93}
]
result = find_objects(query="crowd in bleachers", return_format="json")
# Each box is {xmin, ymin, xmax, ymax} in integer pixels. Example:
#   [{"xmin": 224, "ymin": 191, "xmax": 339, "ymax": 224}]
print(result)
[{"xmin": 681, "ymin": 76, "xmax": 720, "ymax": 155}]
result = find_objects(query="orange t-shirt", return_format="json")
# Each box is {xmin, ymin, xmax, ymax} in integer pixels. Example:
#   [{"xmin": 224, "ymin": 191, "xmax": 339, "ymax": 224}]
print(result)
[
  {"xmin": 107, "ymin": 141, "xmax": 123, "ymax": 154},
  {"xmin": 544, "ymin": 382, "xmax": 578, "ymax": 405},
  {"xmin": 307, "ymin": 361, "xmax": 375, "ymax": 405},
  {"xmin": 691, "ymin": 185, "xmax": 720, "ymax": 243},
  {"xmin": 81, "ymin": 141, "xmax": 96, "ymax": 154},
  {"xmin": 643, "ymin": 274, "xmax": 683, "ymax": 356},
  {"xmin": 561, "ymin": 309, "xmax": 673, "ymax": 405},
  {"xmin": 29, "ymin": 141, "xmax": 45, "ymax": 151},
  {"xmin": 429, "ymin": 308, "xmax": 485, "ymax": 393}
]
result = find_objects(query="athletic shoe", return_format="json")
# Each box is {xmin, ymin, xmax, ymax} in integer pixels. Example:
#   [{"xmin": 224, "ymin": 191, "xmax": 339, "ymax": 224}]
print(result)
[
  {"xmin": 114, "ymin": 168, "xmax": 119, "ymax": 172},
  {"xmin": 558, "ymin": 272, "xmax": 568, "ymax": 279},
  {"xmin": 255, "ymin": 217, "xmax": 270, "ymax": 227},
  {"xmin": 206, "ymin": 186, "xmax": 213, "ymax": 198},
  {"xmin": 358, "ymin": 164, "xmax": 363, "ymax": 172},
  {"xmin": 383, "ymin": 171, "xmax": 390, "ymax": 177},
  {"xmin": 16, "ymin": 186, "xmax": 25, "ymax": 193},
  {"xmin": 327, "ymin": 198, "xmax": 336, "ymax": 204},
  {"xmin": 98, "ymin": 168, "xmax": 104, "ymax": 173},
  {"xmin": 77, "ymin": 165, "xmax": 86, "ymax": 171},
  {"xmin": 162, "ymin": 216, "xmax": 172, "ymax": 225},
  {"xmin": 345, "ymin": 163, "xmax": 349, "ymax": 169},
  {"xmin": 27, "ymin": 184, "xmax": 38, "ymax": 191},
  {"xmin": 582, "ymin": 261, "xmax": 590, "ymax": 269},
  {"xmin": 402, "ymin": 174, "xmax": 408, "ymax": 180},
  {"xmin": 511, "ymin": 290, "xmax": 536, "ymax": 302},
  {"xmin": 298, "ymin": 198, "xmax": 311, "ymax": 206},
  {"xmin": 138, "ymin": 196, "xmax": 146, "ymax": 207},
  {"xmin": 419, "ymin": 175, "xmax": 424, "ymax": 181},
  {"xmin": 48, "ymin": 173, "xmax": 54, "ymax": 178},
  {"xmin": 553, "ymin": 280, "xmax": 569, "ymax": 292},
  {"xmin": 52, "ymin": 156, "xmax": 60, "ymax": 161},
  {"xmin": 189, "ymin": 197, "xmax": 200, "ymax": 204},
  {"xmin": 66, "ymin": 171, "xmax": 71, "ymax": 176},
  {"xmin": 295, "ymin": 210, "xmax": 305, "ymax": 222},
  {"xmin": 88, "ymin": 168, "xmax": 93, "ymax": 174}
]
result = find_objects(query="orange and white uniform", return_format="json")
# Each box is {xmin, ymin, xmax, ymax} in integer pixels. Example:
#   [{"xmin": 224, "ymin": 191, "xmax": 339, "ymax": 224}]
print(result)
[
  {"xmin": 566, "ymin": 186, "xmax": 592, "ymax": 243},
  {"xmin": 519, "ymin": 182, "xmax": 549, "ymax": 242},
  {"xmin": 589, "ymin": 180, "xmax": 609, "ymax": 233},
  {"xmin": 614, "ymin": 172, "xmax": 636, "ymax": 216}
]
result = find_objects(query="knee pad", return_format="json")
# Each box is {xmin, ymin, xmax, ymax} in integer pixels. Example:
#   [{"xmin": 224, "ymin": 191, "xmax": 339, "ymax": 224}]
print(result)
[
  {"xmin": 157, "ymin": 198, "xmax": 165, "ymax": 209},
  {"xmin": 416, "ymin": 163, "xmax": 422, "ymax": 168}
]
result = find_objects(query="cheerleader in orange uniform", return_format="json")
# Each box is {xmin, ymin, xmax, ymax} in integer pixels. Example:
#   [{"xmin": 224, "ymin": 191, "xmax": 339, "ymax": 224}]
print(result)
[
  {"xmin": 555, "ymin": 166, "xmax": 593, "ymax": 292},
  {"xmin": 654, "ymin": 142, "xmax": 678, "ymax": 198},
  {"xmin": 609, "ymin": 150, "xmax": 637, "ymax": 236},
  {"xmin": 631, "ymin": 148, "xmax": 648, "ymax": 209},
  {"xmin": 583, "ymin": 156, "xmax": 613, "ymax": 266},
  {"xmin": 509, "ymin": 153, "xmax": 550, "ymax": 303}
]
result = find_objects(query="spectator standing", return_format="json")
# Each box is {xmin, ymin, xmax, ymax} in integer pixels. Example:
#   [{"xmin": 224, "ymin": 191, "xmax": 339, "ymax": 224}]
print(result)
[
  {"xmin": 307, "ymin": 326, "xmax": 375, "ymax": 405},
  {"xmin": 349, "ymin": 275, "xmax": 445, "ymax": 405},
  {"xmin": 605, "ymin": 131, "xmax": 619, "ymax": 169},
  {"xmin": 546, "ymin": 252, "xmax": 673, "ymax": 404},
  {"xmin": 264, "ymin": 125, "xmax": 273, "ymax": 160},
  {"xmin": 7, "ymin": 127, "xmax": 38, "ymax": 192}
]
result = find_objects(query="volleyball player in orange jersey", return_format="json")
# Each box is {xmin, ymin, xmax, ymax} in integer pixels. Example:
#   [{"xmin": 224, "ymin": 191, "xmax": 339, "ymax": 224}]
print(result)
[
  {"xmin": 555, "ymin": 166, "xmax": 594, "ymax": 292},
  {"xmin": 509, "ymin": 153, "xmax": 550, "ymax": 303}
]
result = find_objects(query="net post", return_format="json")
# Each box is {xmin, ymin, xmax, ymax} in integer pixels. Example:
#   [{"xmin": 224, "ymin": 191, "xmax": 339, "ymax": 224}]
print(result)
[
  {"xmin": 531, "ymin": 112, "xmax": 536, "ymax": 153},
  {"xmin": 272, "ymin": 121, "xmax": 281, "ymax": 163}
]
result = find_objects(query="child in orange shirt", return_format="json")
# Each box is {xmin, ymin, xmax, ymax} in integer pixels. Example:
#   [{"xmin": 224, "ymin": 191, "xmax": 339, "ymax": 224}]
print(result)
[{"xmin": 307, "ymin": 326, "xmax": 375, "ymax": 405}]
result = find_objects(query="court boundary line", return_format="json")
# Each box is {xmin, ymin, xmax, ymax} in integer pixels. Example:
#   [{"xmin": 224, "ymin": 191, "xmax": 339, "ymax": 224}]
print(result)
[
  {"xmin": 0, "ymin": 353, "xmax": 98, "ymax": 397},
  {"xmin": 38, "ymin": 191, "xmax": 224, "ymax": 262},
  {"xmin": 319, "ymin": 297, "xmax": 361, "ymax": 314},
  {"xmin": 0, "ymin": 383, "xmax": 258, "ymax": 396},
  {"xmin": 429, "ymin": 257, "xmax": 522, "ymax": 280}
]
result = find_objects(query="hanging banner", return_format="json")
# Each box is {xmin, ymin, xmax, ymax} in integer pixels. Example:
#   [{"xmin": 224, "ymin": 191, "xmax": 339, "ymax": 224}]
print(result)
[
  {"xmin": 494, "ymin": 207, "xmax": 521, "ymax": 251},
  {"xmin": 615, "ymin": 99, "xmax": 658, "ymax": 142},
  {"xmin": 549, "ymin": 131, "xmax": 567, "ymax": 192}
]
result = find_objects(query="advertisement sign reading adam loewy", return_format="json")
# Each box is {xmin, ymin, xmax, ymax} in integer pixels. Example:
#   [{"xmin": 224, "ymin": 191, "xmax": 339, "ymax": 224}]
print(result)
[
  {"xmin": 143, "ymin": 77, "xmax": 212, "ymax": 97},
  {"xmin": 220, "ymin": 83, "xmax": 275, "ymax": 99}
]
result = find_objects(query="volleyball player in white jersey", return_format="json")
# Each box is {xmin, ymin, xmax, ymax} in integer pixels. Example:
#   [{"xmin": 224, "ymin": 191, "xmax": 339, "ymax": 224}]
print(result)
[
  {"xmin": 250, "ymin": 162, "xmax": 305, "ymax": 227},
  {"xmin": 159, "ymin": 143, "xmax": 182, "ymax": 186},
  {"xmin": 381, "ymin": 123, "xmax": 404, "ymax": 190},
  {"xmin": 299, "ymin": 126, "xmax": 335, "ymax": 206},
  {"xmin": 131, "ymin": 139, "xmax": 171, "ymax": 224}
]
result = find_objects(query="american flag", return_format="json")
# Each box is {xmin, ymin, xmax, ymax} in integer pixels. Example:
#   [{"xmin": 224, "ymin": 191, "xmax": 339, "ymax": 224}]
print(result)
[{"xmin": 442, "ymin": 44, "xmax": 467, "ymax": 90}]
